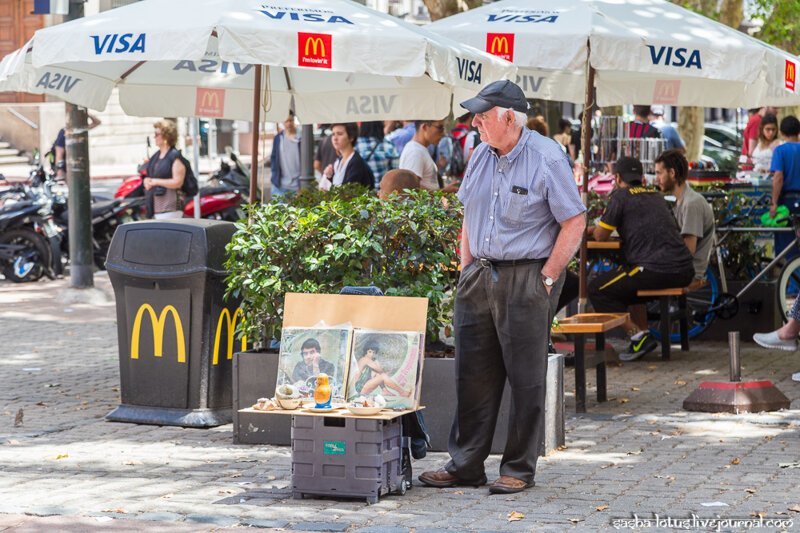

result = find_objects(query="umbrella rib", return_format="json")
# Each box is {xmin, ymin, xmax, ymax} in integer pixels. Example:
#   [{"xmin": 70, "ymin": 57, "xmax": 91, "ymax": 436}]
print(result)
[
  {"xmin": 283, "ymin": 66, "xmax": 292, "ymax": 92},
  {"xmin": 120, "ymin": 61, "xmax": 145, "ymax": 81}
]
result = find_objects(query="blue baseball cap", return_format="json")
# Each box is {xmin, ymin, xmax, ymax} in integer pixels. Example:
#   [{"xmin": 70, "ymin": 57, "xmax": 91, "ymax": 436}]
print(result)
[{"xmin": 460, "ymin": 80, "xmax": 529, "ymax": 114}]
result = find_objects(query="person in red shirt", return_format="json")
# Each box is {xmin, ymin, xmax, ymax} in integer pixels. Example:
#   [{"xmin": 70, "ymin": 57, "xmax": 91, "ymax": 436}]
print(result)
[
  {"xmin": 742, "ymin": 107, "xmax": 777, "ymax": 158},
  {"xmin": 629, "ymin": 105, "xmax": 661, "ymax": 139}
]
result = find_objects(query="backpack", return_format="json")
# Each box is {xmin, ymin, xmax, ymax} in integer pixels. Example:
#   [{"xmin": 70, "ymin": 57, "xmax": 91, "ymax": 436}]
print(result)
[
  {"xmin": 177, "ymin": 152, "xmax": 199, "ymax": 197},
  {"xmin": 442, "ymin": 134, "xmax": 466, "ymax": 178},
  {"xmin": 147, "ymin": 149, "xmax": 199, "ymax": 197}
]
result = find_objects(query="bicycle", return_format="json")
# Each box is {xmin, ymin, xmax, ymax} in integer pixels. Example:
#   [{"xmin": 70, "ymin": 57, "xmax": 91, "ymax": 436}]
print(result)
[{"xmin": 648, "ymin": 208, "xmax": 799, "ymax": 343}]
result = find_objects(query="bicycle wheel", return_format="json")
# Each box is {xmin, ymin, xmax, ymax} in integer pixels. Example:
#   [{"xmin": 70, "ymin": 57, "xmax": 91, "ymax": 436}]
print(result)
[
  {"xmin": 648, "ymin": 266, "xmax": 720, "ymax": 342},
  {"xmin": 777, "ymin": 256, "xmax": 800, "ymax": 322}
]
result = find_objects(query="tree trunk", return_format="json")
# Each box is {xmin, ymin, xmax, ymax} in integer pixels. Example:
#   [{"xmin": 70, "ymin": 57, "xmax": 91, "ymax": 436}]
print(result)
[
  {"xmin": 675, "ymin": 0, "xmax": 744, "ymax": 165},
  {"xmin": 679, "ymin": 107, "xmax": 704, "ymax": 162},
  {"xmin": 422, "ymin": 0, "xmax": 482, "ymax": 21},
  {"xmin": 718, "ymin": 0, "xmax": 744, "ymax": 28}
]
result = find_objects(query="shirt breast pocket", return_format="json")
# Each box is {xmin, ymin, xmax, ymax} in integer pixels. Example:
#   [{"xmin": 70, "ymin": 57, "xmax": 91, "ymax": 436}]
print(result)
[{"xmin": 501, "ymin": 186, "xmax": 538, "ymax": 226}]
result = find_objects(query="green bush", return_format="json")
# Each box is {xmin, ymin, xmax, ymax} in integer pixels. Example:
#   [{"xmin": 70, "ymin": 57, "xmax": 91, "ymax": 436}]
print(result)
[{"xmin": 224, "ymin": 185, "xmax": 462, "ymax": 348}]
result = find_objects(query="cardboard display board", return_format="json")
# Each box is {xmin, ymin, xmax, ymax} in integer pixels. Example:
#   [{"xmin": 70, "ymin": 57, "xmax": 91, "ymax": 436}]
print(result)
[
  {"xmin": 283, "ymin": 293, "xmax": 428, "ymax": 332},
  {"xmin": 281, "ymin": 293, "xmax": 429, "ymax": 410}
]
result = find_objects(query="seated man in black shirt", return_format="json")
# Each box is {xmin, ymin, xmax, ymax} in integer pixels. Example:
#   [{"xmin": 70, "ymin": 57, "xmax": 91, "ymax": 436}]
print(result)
[{"xmin": 588, "ymin": 157, "xmax": 694, "ymax": 361}]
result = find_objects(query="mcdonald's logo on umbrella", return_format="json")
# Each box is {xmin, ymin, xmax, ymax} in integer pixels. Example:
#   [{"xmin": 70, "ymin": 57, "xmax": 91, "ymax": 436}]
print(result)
[
  {"xmin": 486, "ymin": 33, "xmax": 514, "ymax": 62},
  {"xmin": 212, "ymin": 307, "xmax": 247, "ymax": 365},
  {"xmin": 130, "ymin": 304, "xmax": 186, "ymax": 363},
  {"xmin": 195, "ymin": 87, "xmax": 225, "ymax": 118},
  {"xmin": 298, "ymin": 32, "xmax": 332, "ymax": 69},
  {"xmin": 786, "ymin": 59, "xmax": 797, "ymax": 92},
  {"xmin": 653, "ymin": 79, "xmax": 681, "ymax": 105}
]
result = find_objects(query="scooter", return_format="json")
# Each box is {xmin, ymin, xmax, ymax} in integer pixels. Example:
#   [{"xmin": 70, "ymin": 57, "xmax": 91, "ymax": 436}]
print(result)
[
  {"xmin": 28, "ymin": 159, "xmax": 146, "ymax": 269},
  {"xmin": 0, "ymin": 185, "xmax": 62, "ymax": 282},
  {"xmin": 115, "ymin": 152, "xmax": 251, "ymax": 222}
]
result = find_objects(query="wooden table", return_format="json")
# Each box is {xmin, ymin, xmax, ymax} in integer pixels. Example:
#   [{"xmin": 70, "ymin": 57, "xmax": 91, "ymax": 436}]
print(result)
[
  {"xmin": 587, "ymin": 240, "xmax": 621, "ymax": 250},
  {"xmin": 553, "ymin": 313, "xmax": 628, "ymax": 413}
]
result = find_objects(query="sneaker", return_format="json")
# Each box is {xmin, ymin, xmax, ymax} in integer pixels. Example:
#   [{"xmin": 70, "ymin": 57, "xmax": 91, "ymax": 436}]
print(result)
[
  {"xmin": 753, "ymin": 331, "xmax": 798, "ymax": 352},
  {"xmin": 792, "ymin": 372, "xmax": 800, "ymax": 382},
  {"xmin": 619, "ymin": 332, "xmax": 659, "ymax": 362}
]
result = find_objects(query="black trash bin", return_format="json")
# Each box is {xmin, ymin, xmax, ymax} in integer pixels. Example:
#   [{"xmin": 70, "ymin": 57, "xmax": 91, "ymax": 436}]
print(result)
[{"xmin": 105, "ymin": 219, "xmax": 243, "ymax": 427}]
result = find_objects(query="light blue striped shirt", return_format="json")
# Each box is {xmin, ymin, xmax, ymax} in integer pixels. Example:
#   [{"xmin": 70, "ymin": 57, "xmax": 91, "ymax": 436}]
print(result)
[{"xmin": 457, "ymin": 128, "xmax": 585, "ymax": 260}]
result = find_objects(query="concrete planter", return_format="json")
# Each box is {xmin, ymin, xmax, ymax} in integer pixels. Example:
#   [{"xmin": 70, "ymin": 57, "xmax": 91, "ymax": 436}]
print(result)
[
  {"xmin": 420, "ymin": 356, "xmax": 564, "ymax": 455},
  {"xmin": 233, "ymin": 351, "xmax": 564, "ymax": 455},
  {"xmin": 232, "ymin": 350, "xmax": 290, "ymax": 445}
]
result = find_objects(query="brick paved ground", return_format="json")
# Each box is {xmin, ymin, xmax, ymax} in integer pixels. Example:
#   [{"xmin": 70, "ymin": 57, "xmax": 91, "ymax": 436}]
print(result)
[{"xmin": 1, "ymin": 274, "xmax": 799, "ymax": 531}]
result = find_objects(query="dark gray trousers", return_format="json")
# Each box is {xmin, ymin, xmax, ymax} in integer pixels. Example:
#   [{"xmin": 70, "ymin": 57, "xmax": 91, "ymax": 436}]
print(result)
[{"xmin": 445, "ymin": 260, "xmax": 563, "ymax": 484}]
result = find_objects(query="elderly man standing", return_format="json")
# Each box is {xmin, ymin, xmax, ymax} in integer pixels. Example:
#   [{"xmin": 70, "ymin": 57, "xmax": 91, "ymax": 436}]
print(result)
[{"xmin": 418, "ymin": 80, "xmax": 586, "ymax": 495}]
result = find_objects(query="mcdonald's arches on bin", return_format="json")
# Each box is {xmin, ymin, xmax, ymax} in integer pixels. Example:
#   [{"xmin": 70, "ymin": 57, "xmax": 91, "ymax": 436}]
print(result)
[
  {"xmin": 131, "ymin": 303, "xmax": 187, "ymax": 364},
  {"xmin": 0, "ymin": 0, "xmax": 515, "ymax": 122},
  {"xmin": 212, "ymin": 307, "xmax": 247, "ymax": 366},
  {"xmin": 427, "ymin": 0, "xmax": 800, "ymax": 107},
  {"xmin": 129, "ymin": 302, "xmax": 244, "ymax": 366}
]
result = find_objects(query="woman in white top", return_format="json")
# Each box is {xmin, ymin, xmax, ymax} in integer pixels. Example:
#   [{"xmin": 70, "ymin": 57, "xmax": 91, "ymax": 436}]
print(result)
[
  {"xmin": 752, "ymin": 113, "xmax": 781, "ymax": 175},
  {"xmin": 320, "ymin": 123, "xmax": 374, "ymax": 191}
]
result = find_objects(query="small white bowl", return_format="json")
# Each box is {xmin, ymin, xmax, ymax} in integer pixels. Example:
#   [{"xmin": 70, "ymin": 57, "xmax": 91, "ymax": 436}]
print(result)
[
  {"xmin": 347, "ymin": 405, "xmax": 383, "ymax": 416},
  {"xmin": 277, "ymin": 397, "xmax": 302, "ymax": 410}
]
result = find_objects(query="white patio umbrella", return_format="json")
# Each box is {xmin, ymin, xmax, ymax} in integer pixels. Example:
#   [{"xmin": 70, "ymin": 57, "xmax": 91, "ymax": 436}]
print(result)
[
  {"xmin": 429, "ymin": 0, "xmax": 800, "ymax": 308},
  {"xmin": 0, "ymin": 0, "xmax": 515, "ymax": 197},
  {"xmin": 0, "ymin": 35, "xmax": 467, "ymax": 122},
  {"xmin": 427, "ymin": 0, "xmax": 800, "ymax": 107}
]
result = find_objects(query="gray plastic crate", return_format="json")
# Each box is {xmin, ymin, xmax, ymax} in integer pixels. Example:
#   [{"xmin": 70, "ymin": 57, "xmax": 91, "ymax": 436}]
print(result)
[{"xmin": 291, "ymin": 415, "xmax": 407, "ymax": 504}]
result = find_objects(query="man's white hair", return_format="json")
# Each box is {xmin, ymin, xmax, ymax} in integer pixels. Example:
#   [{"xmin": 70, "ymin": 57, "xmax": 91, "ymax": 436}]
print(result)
[{"xmin": 495, "ymin": 107, "xmax": 527, "ymax": 128}]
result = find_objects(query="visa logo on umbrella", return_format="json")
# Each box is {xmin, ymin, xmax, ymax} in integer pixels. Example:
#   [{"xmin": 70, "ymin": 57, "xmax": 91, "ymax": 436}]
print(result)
[
  {"xmin": 456, "ymin": 57, "xmax": 482, "ymax": 84},
  {"xmin": 174, "ymin": 60, "xmax": 253, "ymax": 76},
  {"xmin": 487, "ymin": 14, "xmax": 558, "ymax": 23},
  {"xmin": 258, "ymin": 9, "xmax": 353, "ymax": 24},
  {"xmin": 346, "ymin": 95, "xmax": 397, "ymax": 115},
  {"xmin": 91, "ymin": 33, "xmax": 146, "ymax": 55},
  {"xmin": 517, "ymin": 74, "xmax": 545, "ymax": 94},
  {"xmin": 486, "ymin": 33, "xmax": 514, "ymax": 62},
  {"xmin": 36, "ymin": 72, "xmax": 81, "ymax": 94},
  {"xmin": 298, "ymin": 32, "xmax": 332, "ymax": 69},
  {"xmin": 647, "ymin": 45, "xmax": 702, "ymax": 69}
]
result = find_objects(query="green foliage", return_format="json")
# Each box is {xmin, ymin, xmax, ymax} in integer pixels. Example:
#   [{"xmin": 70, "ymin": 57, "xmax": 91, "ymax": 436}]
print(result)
[
  {"xmin": 751, "ymin": 0, "xmax": 800, "ymax": 55},
  {"xmin": 698, "ymin": 184, "xmax": 767, "ymax": 280},
  {"xmin": 224, "ymin": 185, "xmax": 462, "ymax": 347}
]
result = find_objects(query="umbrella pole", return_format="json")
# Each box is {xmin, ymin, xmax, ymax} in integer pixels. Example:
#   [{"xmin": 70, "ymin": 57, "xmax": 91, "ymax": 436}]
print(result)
[
  {"xmin": 578, "ymin": 60, "xmax": 596, "ymax": 313},
  {"xmin": 250, "ymin": 64, "xmax": 262, "ymax": 205}
]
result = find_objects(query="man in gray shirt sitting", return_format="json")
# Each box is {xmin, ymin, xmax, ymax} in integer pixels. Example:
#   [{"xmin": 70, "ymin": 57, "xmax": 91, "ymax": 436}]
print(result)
[{"xmin": 655, "ymin": 149, "xmax": 715, "ymax": 290}]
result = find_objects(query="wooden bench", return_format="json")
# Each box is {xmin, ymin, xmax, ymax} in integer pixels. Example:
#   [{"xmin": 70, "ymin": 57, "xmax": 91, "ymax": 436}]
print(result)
[
  {"xmin": 552, "ymin": 313, "xmax": 628, "ymax": 413},
  {"xmin": 636, "ymin": 285, "xmax": 701, "ymax": 360}
]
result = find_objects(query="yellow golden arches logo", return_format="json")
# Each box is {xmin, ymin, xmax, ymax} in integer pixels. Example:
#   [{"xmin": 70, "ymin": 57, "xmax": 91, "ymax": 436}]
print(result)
[
  {"xmin": 489, "ymin": 36, "xmax": 510, "ymax": 55},
  {"xmin": 304, "ymin": 37, "xmax": 326, "ymax": 57},
  {"xmin": 786, "ymin": 60, "xmax": 797, "ymax": 91},
  {"xmin": 200, "ymin": 90, "xmax": 220, "ymax": 109},
  {"xmin": 485, "ymin": 32, "xmax": 514, "ymax": 61},
  {"xmin": 130, "ymin": 304, "xmax": 186, "ymax": 363},
  {"xmin": 212, "ymin": 307, "xmax": 247, "ymax": 365}
]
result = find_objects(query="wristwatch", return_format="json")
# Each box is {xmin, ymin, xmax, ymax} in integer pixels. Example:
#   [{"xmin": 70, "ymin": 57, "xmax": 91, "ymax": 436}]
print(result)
[{"xmin": 541, "ymin": 274, "xmax": 555, "ymax": 288}]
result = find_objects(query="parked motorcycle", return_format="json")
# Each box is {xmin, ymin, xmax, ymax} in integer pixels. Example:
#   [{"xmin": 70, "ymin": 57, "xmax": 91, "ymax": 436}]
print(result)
[
  {"xmin": 115, "ymin": 152, "xmax": 251, "ymax": 221},
  {"xmin": 0, "ymin": 184, "xmax": 62, "ymax": 282},
  {"xmin": 28, "ymin": 160, "xmax": 144, "ymax": 270}
]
